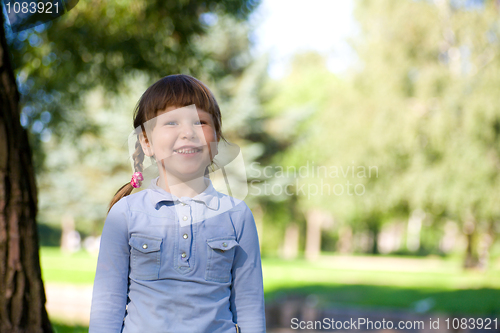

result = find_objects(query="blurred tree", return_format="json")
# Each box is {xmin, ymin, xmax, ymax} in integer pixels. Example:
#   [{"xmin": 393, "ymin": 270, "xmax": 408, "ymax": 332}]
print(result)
[
  {"xmin": 277, "ymin": 0, "xmax": 500, "ymax": 265},
  {"xmin": 256, "ymin": 52, "xmax": 339, "ymax": 258},
  {"xmin": 0, "ymin": 14, "xmax": 52, "ymax": 333},
  {"xmin": 36, "ymin": 78, "xmax": 146, "ymax": 238},
  {"xmin": 340, "ymin": 0, "xmax": 500, "ymax": 264},
  {"xmin": 5, "ymin": 0, "xmax": 260, "ymax": 173}
]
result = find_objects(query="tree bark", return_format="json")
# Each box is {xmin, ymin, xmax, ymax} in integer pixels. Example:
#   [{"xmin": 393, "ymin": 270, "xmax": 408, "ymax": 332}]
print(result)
[
  {"xmin": 282, "ymin": 223, "xmax": 299, "ymax": 260},
  {"xmin": 305, "ymin": 209, "xmax": 324, "ymax": 261},
  {"xmin": 477, "ymin": 220, "xmax": 496, "ymax": 271},
  {"xmin": 463, "ymin": 232, "xmax": 478, "ymax": 269},
  {"xmin": 462, "ymin": 216, "xmax": 479, "ymax": 269},
  {"xmin": 0, "ymin": 15, "xmax": 53, "ymax": 333}
]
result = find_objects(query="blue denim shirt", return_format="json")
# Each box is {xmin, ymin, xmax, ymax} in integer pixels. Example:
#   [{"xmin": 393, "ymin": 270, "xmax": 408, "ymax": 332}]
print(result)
[{"xmin": 89, "ymin": 177, "xmax": 266, "ymax": 333}]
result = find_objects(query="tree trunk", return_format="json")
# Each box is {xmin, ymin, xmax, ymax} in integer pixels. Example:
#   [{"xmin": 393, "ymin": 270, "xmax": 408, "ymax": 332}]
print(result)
[
  {"xmin": 337, "ymin": 225, "xmax": 353, "ymax": 254},
  {"xmin": 282, "ymin": 223, "xmax": 299, "ymax": 260},
  {"xmin": 462, "ymin": 217, "xmax": 479, "ymax": 269},
  {"xmin": 305, "ymin": 209, "xmax": 323, "ymax": 261},
  {"xmin": 406, "ymin": 209, "xmax": 425, "ymax": 252},
  {"xmin": 477, "ymin": 220, "xmax": 496, "ymax": 271},
  {"xmin": 463, "ymin": 232, "xmax": 478, "ymax": 269},
  {"xmin": 0, "ymin": 15, "xmax": 53, "ymax": 333},
  {"xmin": 370, "ymin": 224, "xmax": 379, "ymax": 255}
]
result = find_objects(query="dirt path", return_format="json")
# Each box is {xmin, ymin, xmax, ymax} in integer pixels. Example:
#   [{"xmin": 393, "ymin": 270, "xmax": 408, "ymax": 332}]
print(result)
[{"xmin": 45, "ymin": 283, "xmax": 93, "ymax": 325}]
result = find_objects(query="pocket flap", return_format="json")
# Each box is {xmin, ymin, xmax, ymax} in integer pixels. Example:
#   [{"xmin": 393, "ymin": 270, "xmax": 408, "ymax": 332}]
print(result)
[
  {"xmin": 129, "ymin": 234, "xmax": 162, "ymax": 253},
  {"xmin": 207, "ymin": 238, "xmax": 239, "ymax": 251}
]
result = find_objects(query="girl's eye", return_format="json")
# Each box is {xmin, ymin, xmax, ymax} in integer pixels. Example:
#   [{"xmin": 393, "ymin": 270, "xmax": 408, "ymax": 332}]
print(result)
[
  {"xmin": 165, "ymin": 122, "xmax": 176, "ymax": 125},
  {"xmin": 195, "ymin": 121, "xmax": 207, "ymax": 125}
]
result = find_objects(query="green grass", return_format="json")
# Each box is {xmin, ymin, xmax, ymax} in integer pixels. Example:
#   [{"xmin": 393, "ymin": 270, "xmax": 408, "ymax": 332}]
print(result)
[
  {"xmin": 40, "ymin": 247, "xmax": 500, "ymax": 319},
  {"xmin": 40, "ymin": 247, "xmax": 98, "ymax": 285},
  {"xmin": 51, "ymin": 321, "xmax": 88, "ymax": 333},
  {"xmin": 262, "ymin": 255, "xmax": 500, "ymax": 315},
  {"xmin": 262, "ymin": 255, "xmax": 500, "ymax": 290}
]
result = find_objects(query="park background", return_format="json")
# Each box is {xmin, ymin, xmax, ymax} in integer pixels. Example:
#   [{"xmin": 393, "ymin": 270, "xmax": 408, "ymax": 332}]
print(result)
[{"xmin": 2, "ymin": 0, "xmax": 500, "ymax": 331}]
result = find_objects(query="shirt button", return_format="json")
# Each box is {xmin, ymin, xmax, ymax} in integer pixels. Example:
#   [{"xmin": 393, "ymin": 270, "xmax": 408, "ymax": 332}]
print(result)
[
  {"xmin": 181, "ymin": 252, "xmax": 187, "ymax": 258},
  {"xmin": 142, "ymin": 244, "xmax": 148, "ymax": 249},
  {"xmin": 183, "ymin": 234, "xmax": 188, "ymax": 239},
  {"xmin": 222, "ymin": 242, "xmax": 227, "ymax": 247},
  {"xmin": 182, "ymin": 216, "xmax": 188, "ymax": 221}
]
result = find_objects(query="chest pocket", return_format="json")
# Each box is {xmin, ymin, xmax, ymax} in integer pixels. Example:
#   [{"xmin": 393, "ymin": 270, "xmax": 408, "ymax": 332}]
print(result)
[
  {"xmin": 205, "ymin": 237, "xmax": 239, "ymax": 283},
  {"xmin": 129, "ymin": 234, "xmax": 162, "ymax": 280}
]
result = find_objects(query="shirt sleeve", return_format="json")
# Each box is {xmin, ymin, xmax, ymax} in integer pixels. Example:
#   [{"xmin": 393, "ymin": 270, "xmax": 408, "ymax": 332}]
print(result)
[
  {"xmin": 230, "ymin": 203, "xmax": 266, "ymax": 333},
  {"xmin": 89, "ymin": 197, "xmax": 130, "ymax": 333}
]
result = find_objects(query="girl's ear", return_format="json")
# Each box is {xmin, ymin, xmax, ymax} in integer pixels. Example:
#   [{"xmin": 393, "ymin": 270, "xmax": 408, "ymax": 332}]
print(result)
[
  {"xmin": 209, "ymin": 140, "xmax": 218, "ymax": 160},
  {"xmin": 139, "ymin": 132, "xmax": 154, "ymax": 157},
  {"xmin": 213, "ymin": 133, "xmax": 220, "ymax": 156}
]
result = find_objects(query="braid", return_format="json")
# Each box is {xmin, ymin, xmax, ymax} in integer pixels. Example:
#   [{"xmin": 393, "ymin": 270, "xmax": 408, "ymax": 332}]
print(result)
[
  {"xmin": 133, "ymin": 140, "xmax": 145, "ymax": 175},
  {"xmin": 107, "ymin": 138, "xmax": 146, "ymax": 214}
]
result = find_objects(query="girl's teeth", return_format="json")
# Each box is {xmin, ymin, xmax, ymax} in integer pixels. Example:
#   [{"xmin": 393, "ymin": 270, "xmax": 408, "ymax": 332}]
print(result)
[{"xmin": 176, "ymin": 148, "xmax": 200, "ymax": 154}]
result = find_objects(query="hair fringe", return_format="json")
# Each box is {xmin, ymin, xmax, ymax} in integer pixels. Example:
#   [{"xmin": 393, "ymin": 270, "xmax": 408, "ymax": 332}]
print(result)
[{"xmin": 108, "ymin": 182, "xmax": 135, "ymax": 214}]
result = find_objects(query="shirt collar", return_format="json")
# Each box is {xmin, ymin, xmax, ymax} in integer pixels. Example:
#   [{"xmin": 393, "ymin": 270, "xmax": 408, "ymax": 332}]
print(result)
[{"xmin": 147, "ymin": 176, "xmax": 219, "ymax": 211}]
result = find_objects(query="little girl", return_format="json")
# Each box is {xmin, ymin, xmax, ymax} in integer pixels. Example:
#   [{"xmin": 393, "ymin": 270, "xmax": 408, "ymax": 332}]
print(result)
[{"xmin": 89, "ymin": 74, "xmax": 266, "ymax": 333}]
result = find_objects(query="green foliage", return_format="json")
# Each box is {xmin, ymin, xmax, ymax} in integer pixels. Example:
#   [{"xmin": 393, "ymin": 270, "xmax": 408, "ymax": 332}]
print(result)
[
  {"xmin": 5, "ymin": 0, "xmax": 260, "ymax": 173},
  {"xmin": 36, "ymin": 76, "xmax": 149, "ymax": 232},
  {"xmin": 264, "ymin": 0, "xmax": 500, "ymax": 259},
  {"xmin": 350, "ymin": 0, "xmax": 500, "ymax": 222},
  {"xmin": 258, "ymin": 195, "xmax": 305, "ymax": 255},
  {"xmin": 37, "ymin": 223, "xmax": 62, "ymax": 247}
]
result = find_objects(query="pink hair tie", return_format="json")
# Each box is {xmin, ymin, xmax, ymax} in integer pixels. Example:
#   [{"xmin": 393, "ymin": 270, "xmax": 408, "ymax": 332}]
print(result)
[{"xmin": 130, "ymin": 171, "xmax": 144, "ymax": 188}]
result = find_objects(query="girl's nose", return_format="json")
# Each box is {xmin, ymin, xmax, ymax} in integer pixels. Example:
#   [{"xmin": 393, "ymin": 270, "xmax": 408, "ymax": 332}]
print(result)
[{"xmin": 180, "ymin": 122, "xmax": 196, "ymax": 139}]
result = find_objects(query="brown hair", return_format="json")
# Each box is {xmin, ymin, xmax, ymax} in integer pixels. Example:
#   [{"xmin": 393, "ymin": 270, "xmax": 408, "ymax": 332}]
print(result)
[{"xmin": 107, "ymin": 74, "xmax": 225, "ymax": 213}]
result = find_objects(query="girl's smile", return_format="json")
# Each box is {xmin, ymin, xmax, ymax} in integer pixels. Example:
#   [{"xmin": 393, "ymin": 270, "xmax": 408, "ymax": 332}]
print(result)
[
  {"xmin": 173, "ymin": 145, "xmax": 204, "ymax": 155},
  {"xmin": 140, "ymin": 104, "xmax": 219, "ymax": 180}
]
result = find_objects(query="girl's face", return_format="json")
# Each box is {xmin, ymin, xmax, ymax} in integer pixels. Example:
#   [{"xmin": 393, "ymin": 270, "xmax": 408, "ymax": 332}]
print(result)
[{"xmin": 140, "ymin": 105, "xmax": 219, "ymax": 181}]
